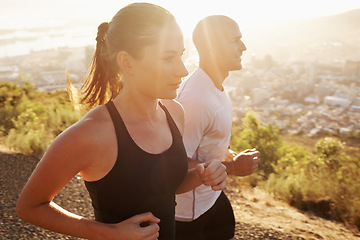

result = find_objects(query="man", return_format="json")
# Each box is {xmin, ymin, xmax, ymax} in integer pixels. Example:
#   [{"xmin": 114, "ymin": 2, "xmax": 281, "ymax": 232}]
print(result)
[{"xmin": 175, "ymin": 15, "xmax": 261, "ymax": 240}]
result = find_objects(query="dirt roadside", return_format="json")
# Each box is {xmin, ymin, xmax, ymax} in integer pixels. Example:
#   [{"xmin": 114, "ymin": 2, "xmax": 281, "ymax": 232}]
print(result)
[{"xmin": 226, "ymin": 177, "xmax": 360, "ymax": 240}]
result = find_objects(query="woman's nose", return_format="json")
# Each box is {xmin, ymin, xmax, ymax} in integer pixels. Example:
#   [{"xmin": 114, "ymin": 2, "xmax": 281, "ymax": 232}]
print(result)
[{"xmin": 178, "ymin": 60, "xmax": 189, "ymax": 78}]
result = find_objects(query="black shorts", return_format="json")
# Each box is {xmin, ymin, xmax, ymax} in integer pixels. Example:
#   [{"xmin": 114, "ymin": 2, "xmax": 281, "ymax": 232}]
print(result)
[{"xmin": 175, "ymin": 191, "xmax": 235, "ymax": 240}]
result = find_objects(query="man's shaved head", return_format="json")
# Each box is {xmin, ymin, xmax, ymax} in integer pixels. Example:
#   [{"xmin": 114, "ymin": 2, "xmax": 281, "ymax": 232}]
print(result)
[{"xmin": 192, "ymin": 15, "xmax": 238, "ymax": 52}]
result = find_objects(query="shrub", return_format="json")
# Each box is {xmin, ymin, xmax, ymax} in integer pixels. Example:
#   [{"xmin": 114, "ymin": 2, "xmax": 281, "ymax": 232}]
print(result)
[
  {"xmin": 265, "ymin": 136, "xmax": 360, "ymax": 229},
  {"xmin": 231, "ymin": 114, "xmax": 359, "ymax": 229},
  {"xmin": 46, "ymin": 103, "xmax": 82, "ymax": 136},
  {"xmin": 6, "ymin": 124, "xmax": 50, "ymax": 157},
  {"xmin": 231, "ymin": 112, "xmax": 282, "ymax": 178},
  {"xmin": 0, "ymin": 82, "xmax": 83, "ymax": 156}
]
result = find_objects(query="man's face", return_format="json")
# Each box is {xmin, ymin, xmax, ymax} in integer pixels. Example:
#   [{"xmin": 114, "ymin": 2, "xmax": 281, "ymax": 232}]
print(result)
[{"xmin": 213, "ymin": 22, "xmax": 247, "ymax": 72}]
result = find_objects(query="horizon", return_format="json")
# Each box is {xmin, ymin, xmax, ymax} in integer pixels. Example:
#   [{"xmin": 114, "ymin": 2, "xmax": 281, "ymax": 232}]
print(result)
[
  {"xmin": 1, "ymin": 0, "xmax": 360, "ymax": 37},
  {"xmin": 0, "ymin": 0, "xmax": 360, "ymax": 58}
]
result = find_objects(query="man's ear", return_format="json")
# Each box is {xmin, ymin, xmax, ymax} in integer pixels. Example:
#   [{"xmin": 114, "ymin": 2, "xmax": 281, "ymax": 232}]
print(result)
[{"xmin": 116, "ymin": 51, "xmax": 134, "ymax": 75}]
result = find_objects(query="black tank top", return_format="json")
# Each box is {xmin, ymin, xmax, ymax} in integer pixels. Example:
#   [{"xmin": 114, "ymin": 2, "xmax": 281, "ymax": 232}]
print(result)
[{"xmin": 84, "ymin": 101, "xmax": 188, "ymax": 239}]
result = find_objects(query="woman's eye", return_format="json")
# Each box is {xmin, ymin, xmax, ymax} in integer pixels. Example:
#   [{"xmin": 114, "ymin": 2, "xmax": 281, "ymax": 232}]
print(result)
[{"xmin": 163, "ymin": 56, "xmax": 174, "ymax": 62}]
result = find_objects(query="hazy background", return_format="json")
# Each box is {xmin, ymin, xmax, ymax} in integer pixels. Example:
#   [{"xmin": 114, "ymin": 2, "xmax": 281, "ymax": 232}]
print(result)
[{"xmin": 1, "ymin": 0, "xmax": 360, "ymax": 59}]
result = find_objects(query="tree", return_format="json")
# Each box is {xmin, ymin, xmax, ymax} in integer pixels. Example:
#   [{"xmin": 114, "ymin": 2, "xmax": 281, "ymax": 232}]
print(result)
[{"xmin": 231, "ymin": 112, "xmax": 282, "ymax": 178}]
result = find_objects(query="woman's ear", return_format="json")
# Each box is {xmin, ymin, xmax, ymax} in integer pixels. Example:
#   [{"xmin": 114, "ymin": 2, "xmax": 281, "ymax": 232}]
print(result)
[{"xmin": 116, "ymin": 51, "xmax": 134, "ymax": 76}]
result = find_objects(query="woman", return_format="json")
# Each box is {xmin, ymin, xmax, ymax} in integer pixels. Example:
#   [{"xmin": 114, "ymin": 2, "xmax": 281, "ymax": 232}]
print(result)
[{"xmin": 16, "ymin": 3, "xmax": 227, "ymax": 240}]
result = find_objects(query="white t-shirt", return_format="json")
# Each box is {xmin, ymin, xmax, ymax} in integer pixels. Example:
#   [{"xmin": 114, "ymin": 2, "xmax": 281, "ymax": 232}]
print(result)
[{"xmin": 175, "ymin": 67, "xmax": 233, "ymax": 221}]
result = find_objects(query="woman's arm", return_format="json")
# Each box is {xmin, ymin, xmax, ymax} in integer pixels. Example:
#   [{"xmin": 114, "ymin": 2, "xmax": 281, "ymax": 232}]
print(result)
[
  {"xmin": 16, "ymin": 109, "xmax": 160, "ymax": 240},
  {"xmin": 16, "ymin": 119, "xmax": 109, "ymax": 238}
]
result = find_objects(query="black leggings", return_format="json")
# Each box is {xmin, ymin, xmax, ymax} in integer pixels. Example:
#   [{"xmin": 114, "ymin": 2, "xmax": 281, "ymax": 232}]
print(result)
[{"xmin": 175, "ymin": 191, "xmax": 235, "ymax": 240}]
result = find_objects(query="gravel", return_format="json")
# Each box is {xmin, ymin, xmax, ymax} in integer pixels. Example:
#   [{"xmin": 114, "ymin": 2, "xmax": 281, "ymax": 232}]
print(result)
[{"xmin": 1, "ymin": 152, "xmax": 304, "ymax": 240}]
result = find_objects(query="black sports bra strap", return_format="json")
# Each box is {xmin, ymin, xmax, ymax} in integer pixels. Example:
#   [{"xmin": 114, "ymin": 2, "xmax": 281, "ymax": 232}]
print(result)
[
  {"xmin": 105, "ymin": 101, "xmax": 125, "ymax": 141},
  {"xmin": 106, "ymin": 100, "xmax": 180, "ymax": 141},
  {"xmin": 158, "ymin": 101, "xmax": 178, "ymax": 130}
]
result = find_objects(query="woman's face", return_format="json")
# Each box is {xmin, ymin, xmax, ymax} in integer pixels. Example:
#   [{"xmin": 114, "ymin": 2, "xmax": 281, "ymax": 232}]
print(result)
[{"xmin": 132, "ymin": 20, "xmax": 188, "ymax": 100}]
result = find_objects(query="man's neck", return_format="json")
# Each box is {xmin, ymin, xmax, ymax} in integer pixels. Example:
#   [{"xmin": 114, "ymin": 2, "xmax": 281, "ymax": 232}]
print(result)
[{"xmin": 199, "ymin": 62, "xmax": 229, "ymax": 91}]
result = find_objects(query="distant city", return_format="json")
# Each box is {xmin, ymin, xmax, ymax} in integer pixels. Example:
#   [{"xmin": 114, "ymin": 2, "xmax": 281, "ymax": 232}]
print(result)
[
  {"xmin": 0, "ymin": 9, "xmax": 359, "ymax": 139},
  {"xmin": 225, "ymin": 54, "xmax": 360, "ymax": 138}
]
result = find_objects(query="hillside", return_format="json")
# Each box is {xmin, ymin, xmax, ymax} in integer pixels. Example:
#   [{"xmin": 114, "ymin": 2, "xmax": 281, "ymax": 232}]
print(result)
[
  {"xmin": 1, "ymin": 151, "xmax": 359, "ymax": 240},
  {"xmin": 246, "ymin": 9, "xmax": 360, "ymax": 59},
  {"xmin": 275, "ymin": 9, "xmax": 360, "ymax": 44}
]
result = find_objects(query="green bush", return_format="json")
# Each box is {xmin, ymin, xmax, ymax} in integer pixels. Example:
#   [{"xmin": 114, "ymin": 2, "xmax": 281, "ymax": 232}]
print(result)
[
  {"xmin": 6, "ymin": 124, "xmax": 50, "ymax": 157},
  {"xmin": 231, "ymin": 112, "xmax": 282, "ymax": 178},
  {"xmin": 0, "ymin": 81, "xmax": 83, "ymax": 156},
  {"xmin": 0, "ymin": 82, "xmax": 26, "ymax": 134},
  {"xmin": 265, "ymin": 136, "xmax": 360, "ymax": 229},
  {"xmin": 46, "ymin": 103, "xmax": 82, "ymax": 136},
  {"xmin": 0, "ymin": 104, "xmax": 17, "ymax": 135},
  {"xmin": 231, "ymin": 113, "xmax": 359, "ymax": 229}
]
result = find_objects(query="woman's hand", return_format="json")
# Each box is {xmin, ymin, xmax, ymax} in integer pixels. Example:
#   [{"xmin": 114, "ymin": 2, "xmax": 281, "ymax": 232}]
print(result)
[
  {"xmin": 195, "ymin": 160, "xmax": 227, "ymax": 191},
  {"xmin": 102, "ymin": 212, "xmax": 160, "ymax": 240}
]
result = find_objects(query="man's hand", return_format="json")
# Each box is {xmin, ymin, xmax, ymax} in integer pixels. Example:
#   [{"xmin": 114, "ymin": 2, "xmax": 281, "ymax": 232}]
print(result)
[
  {"xmin": 226, "ymin": 149, "xmax": 261, "ymax": 176},
  {"xmin": 224, "ymin": 149, "xmax": 237, "ymax": 162},
  {"xmin": 195, "ymin": 160, "xmax": 227, "ymax": 191}
]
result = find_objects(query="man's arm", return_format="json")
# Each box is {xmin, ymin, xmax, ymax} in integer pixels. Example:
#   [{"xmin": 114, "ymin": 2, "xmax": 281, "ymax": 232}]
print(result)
[
  {"xmin": 222, "ymin": 148, "xmax": 261, "ymax": 176},
  {"xmin": 188, "ymin": 147, "xmax": 261, "ymax": 176}
]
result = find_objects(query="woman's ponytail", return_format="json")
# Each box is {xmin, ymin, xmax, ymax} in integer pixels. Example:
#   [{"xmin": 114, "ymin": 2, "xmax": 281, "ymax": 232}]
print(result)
[
  {"xmin": 68, "ymin": 22, "xmax": 122, "ymax": 108},
  {"xmin": 68, "ymin": 3, "xmax": 175, "ymax": 109}
]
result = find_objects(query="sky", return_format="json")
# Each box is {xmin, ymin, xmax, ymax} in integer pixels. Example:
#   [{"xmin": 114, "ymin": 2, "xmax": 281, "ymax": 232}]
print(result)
[{"xmin": 1, "ymin": 0, "xmax": 360, "ymax": 37}]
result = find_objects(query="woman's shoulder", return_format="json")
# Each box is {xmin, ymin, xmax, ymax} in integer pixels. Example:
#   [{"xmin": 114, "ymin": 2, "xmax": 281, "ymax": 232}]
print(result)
[
  {"xmin": 81, "ymin": 104, "xmax": 111, "ymax": 125},
  {"xmin": 36, "ymin": 104, "xmax": 117, "ymax": 182},
  {"xmin": 74, "ymin": 105, "xmax": 111, "ymax": 134},
  {"xmin": 160, "ymin": 99, "xmax": 185, "ymax": 134},
  {"xmin": 52, "ymin": 105, "xmax": 114, "ymax": 157},
  {"xmin": 161, "ymin": 98, "xmax": 183, "ymax": 110}
]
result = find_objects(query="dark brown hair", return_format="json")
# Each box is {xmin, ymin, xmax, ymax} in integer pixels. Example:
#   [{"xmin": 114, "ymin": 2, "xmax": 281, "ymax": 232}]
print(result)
[{"xmin": 68, "ymin": 3, "xmax": 175, "ymax": 108}]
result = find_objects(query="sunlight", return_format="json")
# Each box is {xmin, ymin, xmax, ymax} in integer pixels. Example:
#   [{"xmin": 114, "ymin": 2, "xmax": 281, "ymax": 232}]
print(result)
[
  {"xmin": 0, "ymin": 0, "xmax": 359, "ymax": 57},
  {"xmin": 3, "ymin": 0, "xmax": 359, "ymax": 35},
  {"xmin": 149, "ymin": 0, "xmax": 360, "ymax": 37}
]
